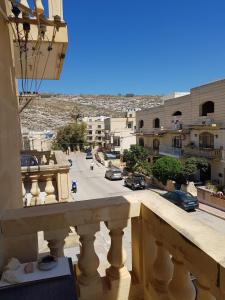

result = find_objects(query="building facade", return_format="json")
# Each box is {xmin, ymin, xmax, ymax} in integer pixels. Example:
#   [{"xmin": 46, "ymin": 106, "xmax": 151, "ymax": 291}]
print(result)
[
  {"xmin": 104, "ymin": 109, "xmax": 137, "ymax": 153},
  {"xmin": 82, "ymin": 116, "xmax": 106, "ymax": 147},
  {"xmin": 22, "ymin": 130, "xmax": 54, "ymax": 151},
  {"xmin": 136, "ymin": 79, "xmax": 225, "ymax": 185}
]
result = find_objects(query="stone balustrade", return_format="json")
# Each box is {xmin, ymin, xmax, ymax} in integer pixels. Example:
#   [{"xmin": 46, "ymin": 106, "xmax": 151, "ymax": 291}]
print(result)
[
  {"xmin": 0, "ymin": 191, "xmax": 225, "ymax": 300},
  {"xmin": 21, "ymin": 150, "xmax": 71, "ymax": 205},
  {"xmin": 184, "ymin": 146, "xmax": 222, "ymax": 160}
]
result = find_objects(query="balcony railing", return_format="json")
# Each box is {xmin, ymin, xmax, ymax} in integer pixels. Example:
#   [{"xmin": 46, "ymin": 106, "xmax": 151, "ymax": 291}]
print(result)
[
  {"xmin": 159, "ymin": 146, "xmax": 183, "ymax": 157},
  {"xmin": 21, "ymin": 150, "xmax": 71, "ymax": 206},
  {"xmin": 184, "ymin": 147, "xmax": 222, "ymax": 159},
  {"xmin": 1, "ymin": 191, "xmax": 225, "ymax": 300}
]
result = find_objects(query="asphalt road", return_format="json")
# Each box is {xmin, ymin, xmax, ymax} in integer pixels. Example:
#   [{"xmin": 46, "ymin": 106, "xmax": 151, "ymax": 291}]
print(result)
[{"xmin": 69, "ymin": 152, "xmax": 133, "ymax": 201}]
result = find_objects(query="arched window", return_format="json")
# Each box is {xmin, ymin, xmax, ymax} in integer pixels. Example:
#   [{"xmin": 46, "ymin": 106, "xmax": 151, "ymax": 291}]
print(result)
[
  {"xmin": 139, "ymin": 120, "xmax": 144, "ymax": 129},
  {"xmin": 200, "ymin": 101, "xmax": 214, "ymax": 116},
  {"xmin": 139, "ymin": 138, "xmax": 144, "ymax": 147},
  {"xmin": 199, "ymin": 132, "xmax": 214, "ymax": 148},
  {"xmin": 153, "ymin": 118, "xmax": 160, "ymax": 128},
  {"xmin": 153, "ymin": 139, "xmax": 160, "ymax": 150},
  {"xmin": 172, "ymin": 111, "xmax": 182, "ymax": 116}
]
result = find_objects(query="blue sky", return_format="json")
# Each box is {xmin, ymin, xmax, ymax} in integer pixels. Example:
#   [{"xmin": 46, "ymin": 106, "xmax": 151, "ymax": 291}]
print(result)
[{"xmin": 42, "ymin": 0, "xmax": 225, "ymax": 95}]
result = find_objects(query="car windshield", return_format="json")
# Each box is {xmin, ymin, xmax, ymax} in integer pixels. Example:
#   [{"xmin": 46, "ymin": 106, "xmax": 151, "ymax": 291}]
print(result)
[
  {"xmin": 180, "ymin": 193, "xmax": 195, "ymax": 202},
  {"xmin": 113, "ymin": 170, "xmax": 121, "ymax": 174},
  {"xmin": 134, "ymin": 176, "xmax": 144, "ymax": 180}
]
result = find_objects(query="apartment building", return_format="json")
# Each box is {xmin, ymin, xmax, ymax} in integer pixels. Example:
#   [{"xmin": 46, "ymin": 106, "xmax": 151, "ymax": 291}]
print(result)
[
  {"xmin": 136, "ymin": 79, "xmax": 225, "ymax": 184},
  {"xmin": 104, "ymin": 109, "xmax": 137, "ymax": 153},
  {"xmin": 82, "ymin": 116, "xmax": 106, "ymax": 147}
]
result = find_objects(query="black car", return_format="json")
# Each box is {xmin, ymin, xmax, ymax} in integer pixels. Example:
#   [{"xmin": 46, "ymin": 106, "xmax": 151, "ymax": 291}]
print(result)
[
  {"xmin": 162, "ymin": 190, "xmax": 199, "ymax": 211},
  {"xmin": 124, "ymin": 174, "xmax": 146, "ymax": 190}
]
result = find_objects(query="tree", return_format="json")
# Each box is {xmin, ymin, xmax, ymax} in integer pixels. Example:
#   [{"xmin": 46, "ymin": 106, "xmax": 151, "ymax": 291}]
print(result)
[
  {"xmin": 152, "ymin": 156, "xmax": 183, "ymax": 185},
  {"xmin": 123, "ymin": 145, "xmax": 150, "ymax": 173},
  {"xmin": 52, "ymin": 123, "xmax": 87, "ymax": 151},
  {"xmin": 180, "ymin": 157, "xmax": 209, "ymax": 183}
]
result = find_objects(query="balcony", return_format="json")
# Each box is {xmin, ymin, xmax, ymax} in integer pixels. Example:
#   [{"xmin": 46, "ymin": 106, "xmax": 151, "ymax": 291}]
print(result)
[
  {"xmin": 11, "ymin": 0, "xmax": 68, "ymax": 80},
  {"xmin": 184, "ymin": 147, "xmax": 222, "ymax": 160},
  {"xmin": 21, "ymin": 150, "xmax": 71, "ymax": 206},
  {"xmin": 0, "ymin": 191, "xmax": 225, "ymax": 299},
  {"xmin": 159, "ymin": 146, "xmax": 183, "ymax": 158}
]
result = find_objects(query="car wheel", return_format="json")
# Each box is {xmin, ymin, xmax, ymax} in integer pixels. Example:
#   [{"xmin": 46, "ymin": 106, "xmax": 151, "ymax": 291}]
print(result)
[{"xmin": 131, "ymin": 185, "xmax": 135, "ymax": 191}]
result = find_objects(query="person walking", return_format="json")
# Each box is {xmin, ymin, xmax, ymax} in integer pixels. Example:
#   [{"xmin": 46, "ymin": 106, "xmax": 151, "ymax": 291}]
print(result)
[{"xmin": 90, "ymin": 160, "xmax": 94, "ymax": 171}]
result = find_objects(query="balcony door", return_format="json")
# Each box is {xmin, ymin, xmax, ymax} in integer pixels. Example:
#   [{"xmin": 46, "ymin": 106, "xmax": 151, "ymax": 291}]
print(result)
[
  {"xmin": 172, "ymin": 136, "xmax": 182, "ymax": 149},
  {"xmin": 199, "ymin": 132, "xmax": 214, "ymax": 149}
]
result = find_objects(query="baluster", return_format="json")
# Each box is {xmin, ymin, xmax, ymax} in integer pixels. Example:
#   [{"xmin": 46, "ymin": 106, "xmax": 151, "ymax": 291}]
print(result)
[
  {"xmin": 34, "ymin": 0, "xmax": 44, "ymax": 15},
  {"xmin": 22, "ymin": 176, "xmax": 26, "ymax": 205},
  {"xmin": 196, "ymin": 280, "xmax": 216, "ymax": 300},
  {"xmin": 142, "ymin": 220, "xmax": 157, "ymax": 287},
  {"xmin": 105, "ymin": 220, "xmax": 129, "ymax": 280},
  {"xmin": 30, "ymin": 175, "xmax": 40, "ymax": 206},
  {"xmin": 44, "ymin": 174, "xmax": 56, "ymax": 203},
  {"xmin": 44, "ymin": 228, "xmax": 69, "ymax": 257},
  {"xmin": 76, "ymin": 223, "xmax": 102, "ymax": 298},
  {"xmin": 20, "ymin": 0, "xmax": 30, "ymax": 10},
  {"xmin": 151, "ymin": 240, "xmax": 173, "ymax": 294},
  {"xmin": 168, "ymin": 254, "xmax": 196, "ymax": 300}
]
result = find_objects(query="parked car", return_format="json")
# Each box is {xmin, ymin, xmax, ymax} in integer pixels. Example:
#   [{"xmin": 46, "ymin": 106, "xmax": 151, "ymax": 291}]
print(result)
[
  {"xmin": 105, "ymin": 168, "xmax": 122, "ymax": 180},
  {"xmin": 124, "ymin": 174, "xmax": 146, "ymax": 190},
  {"xmin": 162, "ymin": 190, "xmax": 199, "ymax": 211},
  {"xmin": 86, "ymin": 152, "xmax": 93, "ymax": 159},
  {"xmin": 20, "ymin": 154, "xmax": 38, "ymax": 167},
  {"xmin": 68, "ymin": 159, "xmax": 72, "ymax": 167}
]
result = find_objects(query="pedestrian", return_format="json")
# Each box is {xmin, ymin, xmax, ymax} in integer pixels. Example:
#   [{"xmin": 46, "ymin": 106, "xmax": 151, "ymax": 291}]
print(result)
[
  {"xmin": 90, "ymin": 160, "xmax": 94, "ymax": 171},
  {"xmin": 71, "ymin": 180, "xmax": 77, "ymax": 193}
]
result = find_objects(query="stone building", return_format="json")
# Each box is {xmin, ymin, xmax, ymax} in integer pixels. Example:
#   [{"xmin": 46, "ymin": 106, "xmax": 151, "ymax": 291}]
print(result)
[
  {"xmin": 104, "ymin": 109, "xmax": 137, "ymax": 153},
  {"xmin": 81, "ymin": 116, "xmax": 107, "ymax": 147},
  {"xmin": 136, "ymin": 79, "xmax": 225, "ymax": 184}
]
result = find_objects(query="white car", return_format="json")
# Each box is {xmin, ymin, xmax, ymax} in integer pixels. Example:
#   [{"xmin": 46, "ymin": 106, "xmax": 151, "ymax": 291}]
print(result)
[{"xmin": 105, "ymin": 168, "xmax": 122, "ymax": 180}]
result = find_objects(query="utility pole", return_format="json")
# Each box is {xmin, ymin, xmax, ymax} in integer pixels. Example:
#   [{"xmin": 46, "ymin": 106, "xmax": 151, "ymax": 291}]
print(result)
[{"xmin": 0, "ymin": 0, "xmax": 22, "ymax": 210}]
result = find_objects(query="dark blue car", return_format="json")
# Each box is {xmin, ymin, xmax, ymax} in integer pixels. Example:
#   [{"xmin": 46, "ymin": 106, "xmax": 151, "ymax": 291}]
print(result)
[{"xmin": 162, "ymin": 190, "xmax": 199, "ymax": 211}]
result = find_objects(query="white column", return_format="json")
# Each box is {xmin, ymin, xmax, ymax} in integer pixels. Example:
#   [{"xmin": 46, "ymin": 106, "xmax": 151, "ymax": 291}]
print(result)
[
  {"xmin": 0, "ymin": 1, "xmax": 22, "ymax": 210},
  {"xmin": 48, "ymin": 0, "xmax": 63, "ymax": 20}
]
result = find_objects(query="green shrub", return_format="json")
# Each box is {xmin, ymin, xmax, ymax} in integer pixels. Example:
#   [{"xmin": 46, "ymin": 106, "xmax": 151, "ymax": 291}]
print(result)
[{"xmin": 152, "ymin": 156, "xmax": 183, "ymax": 185}]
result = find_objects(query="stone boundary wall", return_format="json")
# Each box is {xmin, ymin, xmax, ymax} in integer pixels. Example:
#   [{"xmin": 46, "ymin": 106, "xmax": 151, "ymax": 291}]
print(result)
[{"xmin": 197, "ymin": 186, "xmax": 225, "ymax": 211}]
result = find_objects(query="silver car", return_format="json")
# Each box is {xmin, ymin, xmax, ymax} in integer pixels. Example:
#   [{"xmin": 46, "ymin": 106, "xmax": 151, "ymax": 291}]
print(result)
[{"xmin": 105, "ymin": 168, "xmax": 122, "ymax": 180}]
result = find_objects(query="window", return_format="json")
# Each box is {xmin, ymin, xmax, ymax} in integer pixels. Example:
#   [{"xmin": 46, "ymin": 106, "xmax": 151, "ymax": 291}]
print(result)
[
  {"xmin": 88, "ymin": 125, "xmax": 92, "ymax": 129},
  {"xmin": 127, "ymin": 123, "xmax": 132, "ymax": 129},
  {"xmin": 129, "ymin": 114, "xmax": 132, "ymax": 118},
  {"xmin": 200, "ymin": 101, "xmax": 214, "ymax": 116},
  {"xmin": 139, "ymin": 120, "xmax": 144, "ymax": 129},
  {"xmin": 88, "ymin": 130, "xmax": 92, "ymax": 135},
  {"xmin": 172, "ymin": 136, "xmax": 182, "ymax": 148},
  {"xmin": 172, "ymin": 111, "xmax": 182, "ymax": 116},
  {"xmin": 199, "ymin": 132, "xmax": 214, "ymax": 148},
  {"xmin": 153, "ymin": 139, "xmax": 160, "ymax": 150},
  {"xmin": 113, "ymin": 136, "xmax": 120, "ymax": 147},
  {"xmin": 98, "ymin": 125, "xmax": 101, "ymax": 129},
  {"xmin": 139, "ymin": 138, "xmax": 144, "ymax": 147},
  {"xmin": 153, "ymin": 118, "xmax": 160, "ymax": 128}
]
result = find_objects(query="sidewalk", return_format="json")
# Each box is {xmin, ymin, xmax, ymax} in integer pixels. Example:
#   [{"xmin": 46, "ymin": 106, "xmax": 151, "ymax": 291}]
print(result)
[{"xmin": 199, "ymin": 203, "xmax": 225, "ymax": 220}]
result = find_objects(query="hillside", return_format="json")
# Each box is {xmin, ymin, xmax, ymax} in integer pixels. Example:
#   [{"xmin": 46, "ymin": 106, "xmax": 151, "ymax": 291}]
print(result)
[{"xmin": 20, "ymin": 94, "xmax": 164, "ymax": 131}]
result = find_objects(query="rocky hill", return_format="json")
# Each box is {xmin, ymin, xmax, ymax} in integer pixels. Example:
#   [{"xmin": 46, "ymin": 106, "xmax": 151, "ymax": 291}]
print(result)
[{"xmin": 20, "ymin": 94, "xmax": 164, "ymax": 131}]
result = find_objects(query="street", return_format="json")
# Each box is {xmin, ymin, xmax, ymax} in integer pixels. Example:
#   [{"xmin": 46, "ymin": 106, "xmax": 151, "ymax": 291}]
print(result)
[{"xmin": 69, "ymin": 152, "xmax": 134, "ymax": 201}]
